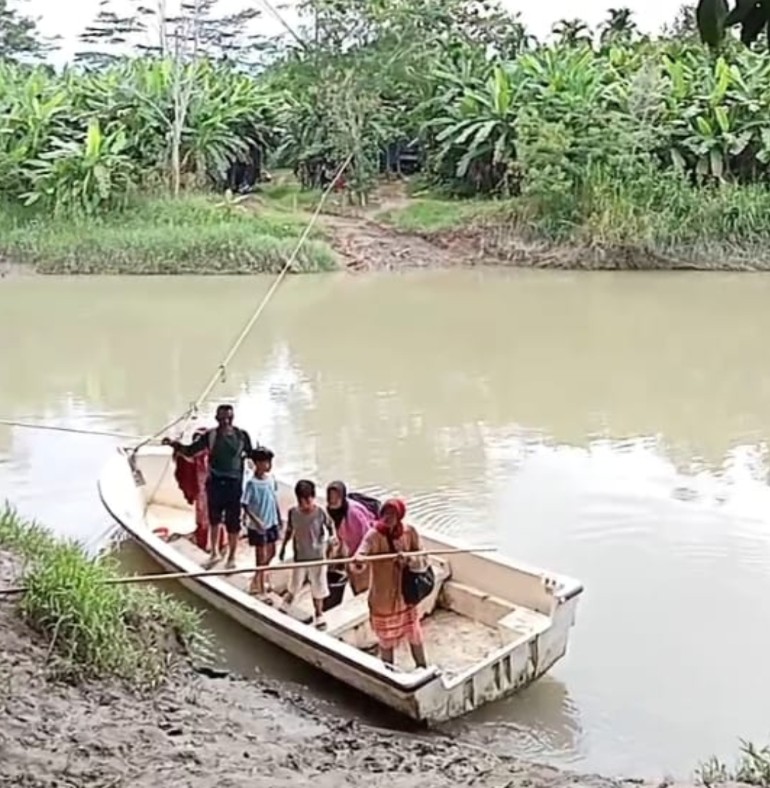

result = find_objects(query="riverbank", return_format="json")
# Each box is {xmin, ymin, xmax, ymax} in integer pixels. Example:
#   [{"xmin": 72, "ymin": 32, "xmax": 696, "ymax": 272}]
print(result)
[
  {"xmin": 0, "ymin": 507, "xmax": 761, "ymax": 787},
  {"xmin": 0, "ymin": 194, "xmax": 336, "ymax": 275},
  {"xmin": 5, "ymin": 175, "xmax": 770, "ymax": 275},
  {"xmin": 372, "ymin": 178, "xmax": 770, "ymax": 272},
  {"xmin": 0, "ymin": 546, "xmax": 720, "ymax": 788}
]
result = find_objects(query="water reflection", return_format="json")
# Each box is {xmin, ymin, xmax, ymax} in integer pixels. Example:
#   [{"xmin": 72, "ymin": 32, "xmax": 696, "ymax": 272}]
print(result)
[{"xmin": 3, "ymin": 272, "xmax": 770, "ymax": 777}]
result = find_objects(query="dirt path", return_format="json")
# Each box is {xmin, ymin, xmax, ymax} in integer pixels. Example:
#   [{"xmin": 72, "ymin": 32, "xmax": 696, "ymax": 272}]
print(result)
[
  {"xmin": 310, "ymin": 181, "xmax": 476, "ymax": 272},
  {"xmin": 321, "ymin": 212, "xmax": 470, "ymax": 271}
]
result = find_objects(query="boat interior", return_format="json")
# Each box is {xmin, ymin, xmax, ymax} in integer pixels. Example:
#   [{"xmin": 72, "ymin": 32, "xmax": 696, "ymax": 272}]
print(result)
[{"xmin": 135, "ymin": 449, "xmax": 558, "ymax": 678}]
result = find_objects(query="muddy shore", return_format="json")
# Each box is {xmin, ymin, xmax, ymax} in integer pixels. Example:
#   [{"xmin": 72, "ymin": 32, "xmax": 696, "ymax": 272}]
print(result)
[{"xmin": 0, "ymin": 549, "xmax": 736, "ymax": 787}]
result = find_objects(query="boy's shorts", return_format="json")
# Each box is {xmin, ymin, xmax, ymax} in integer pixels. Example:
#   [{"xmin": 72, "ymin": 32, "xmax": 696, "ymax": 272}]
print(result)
[
  {"xmin": 288, "ymin": 563, "xmax": 329, "ymax": 599},
  {"xmin": 247, "ymin": 525, "xmax": 279, "ymax": 547}
]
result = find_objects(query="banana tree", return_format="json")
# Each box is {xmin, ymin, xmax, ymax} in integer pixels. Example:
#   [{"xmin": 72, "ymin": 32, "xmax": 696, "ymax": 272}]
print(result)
[
  {"xmin": 427, "ymin": 61, "xmax": 519, "ymax": 194},
  {"xmin": 659, "ymin": 48, "xmax": 770, "ymax": 181},
  {"xmin": 21, "ymin": 118, "xmax": 137, "ymax": 215}
]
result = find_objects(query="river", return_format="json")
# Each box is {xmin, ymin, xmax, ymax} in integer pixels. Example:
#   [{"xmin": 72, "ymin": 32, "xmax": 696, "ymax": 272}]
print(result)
[{"xmin": 2, "ymin": 271, "xmax": 770, "ymax": 779}]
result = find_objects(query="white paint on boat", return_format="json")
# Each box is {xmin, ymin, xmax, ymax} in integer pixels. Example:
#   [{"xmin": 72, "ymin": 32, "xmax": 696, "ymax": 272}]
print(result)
[{"xmin": 98, "ymin": 445, "xmax": 583, "ymax": 722}]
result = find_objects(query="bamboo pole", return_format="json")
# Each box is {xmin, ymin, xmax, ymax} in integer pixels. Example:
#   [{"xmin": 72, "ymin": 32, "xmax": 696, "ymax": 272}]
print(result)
[{"xmin": 0, "ymin": 547, "xmax": 496, "ymax": 596}]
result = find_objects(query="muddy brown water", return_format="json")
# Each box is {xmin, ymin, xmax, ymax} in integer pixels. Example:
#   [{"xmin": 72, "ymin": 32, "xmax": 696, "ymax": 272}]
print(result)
[{"xmin": 2, "ymin": 272, "xmax": 770, "ymax": 779}]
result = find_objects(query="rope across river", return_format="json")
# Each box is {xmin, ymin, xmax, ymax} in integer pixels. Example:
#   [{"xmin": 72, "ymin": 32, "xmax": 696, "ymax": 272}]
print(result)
[{"xmin": 134, "ymin": 152, "xmax": 354, "ymax": 452}]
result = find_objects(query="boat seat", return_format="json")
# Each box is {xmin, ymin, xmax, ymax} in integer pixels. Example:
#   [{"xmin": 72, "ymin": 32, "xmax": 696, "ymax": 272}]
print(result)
[
  {"xmin": 497, "ymin": 607, "xmax": 551, "ymax": 643},
  {"xmin": 439, "ymin": 580, "xmax": 516, "ymax": 627},
  {"xmin": 325, "ymin": 592, "xmax": 371, "ymax": 636},
  {"xmin": 326, "ymin": 558, "xmax": 451, "ymax": 644}
]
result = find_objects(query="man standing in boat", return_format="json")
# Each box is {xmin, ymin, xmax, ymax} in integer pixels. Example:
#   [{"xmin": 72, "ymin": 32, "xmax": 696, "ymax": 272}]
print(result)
[{"xmin": 163, "ymin": 404, "xmax": 253, "ymax": 568}]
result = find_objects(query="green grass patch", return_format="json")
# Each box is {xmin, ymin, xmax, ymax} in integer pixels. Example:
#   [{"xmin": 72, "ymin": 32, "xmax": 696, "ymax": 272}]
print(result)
[
  {"xmin": 259, "ymin": 180, "xmax": 325, "ymax": 212},
  {"xmin": 0, "ymin": 193, "xmax": 337, "ymax": 274},
  {"xmin": 0, "ymin": 502, "xmax": 210, "ymax": 686},
  {"xmin": 375, "ymin": 197, "xmax": 491, "ymax": 233}
]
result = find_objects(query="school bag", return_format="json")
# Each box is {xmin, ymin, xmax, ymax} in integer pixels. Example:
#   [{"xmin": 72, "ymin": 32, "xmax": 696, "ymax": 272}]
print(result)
[{"xmin": 348, "ymin": 491, "xmax": 382, "ymax": 518}]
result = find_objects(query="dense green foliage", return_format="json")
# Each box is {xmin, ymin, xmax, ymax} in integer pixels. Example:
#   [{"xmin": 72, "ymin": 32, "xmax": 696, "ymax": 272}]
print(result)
[
  {"xmin": 0, "ymin": 503, "xmax": 210, "ymax": 685},
  {"xmin": 2, "ymin": 0, "xmax": 770, "ymax": 265},
  {"xmin": 0, "ymin": 59, "xmax": 277, "ymax": 214}
]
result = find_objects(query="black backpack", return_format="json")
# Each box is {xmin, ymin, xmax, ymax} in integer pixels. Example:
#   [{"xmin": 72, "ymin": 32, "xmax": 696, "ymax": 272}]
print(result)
[{"xmin": 348, "ymin": 491, "xmax": 382, "ymax": 518}]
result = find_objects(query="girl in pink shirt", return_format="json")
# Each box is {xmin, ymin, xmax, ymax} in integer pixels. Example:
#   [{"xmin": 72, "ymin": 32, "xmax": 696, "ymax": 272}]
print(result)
[{"xmin": 326, "ymin": 481, "xmax": 375, "ymax": 594}]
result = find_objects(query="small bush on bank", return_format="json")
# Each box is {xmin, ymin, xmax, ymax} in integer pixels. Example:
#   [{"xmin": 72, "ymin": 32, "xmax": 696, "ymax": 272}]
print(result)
[
  {"xmin": 0, "ymin": 503, "xmax": 210, "ymax": 686},
  {"xmin": 697, "ymin": 741, "xmax": 770, "ymax": 787},
  {"xmin": 0, "ymin": 194, "xmax": 337, "ymax": 274}
]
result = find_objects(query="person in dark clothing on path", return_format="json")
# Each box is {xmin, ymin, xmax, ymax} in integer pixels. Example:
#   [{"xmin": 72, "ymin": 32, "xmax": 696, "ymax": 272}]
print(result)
[{"xmin": 163, "ymin": 404, "xmax": 253, "ymax": 568}]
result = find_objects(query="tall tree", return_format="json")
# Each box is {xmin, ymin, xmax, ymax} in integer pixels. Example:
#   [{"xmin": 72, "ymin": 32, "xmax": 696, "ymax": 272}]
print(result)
[
  {"xmin": 552, "ymin": 18, "xmax": 592, "ymax": 47},
  {"xmin": 661, "ymin": 4, "xmax": 699, "ymax": 39},
  {"xmin": 0, "ymin": 0, "xmax": 56, "ymax": 61},
  {"xmin": 77, "ymin": 0, "xmax": 266, "ymax": 64},
  {"xmin": 599, "ymin": 7, "xmax": 638, "ymax": 44}
]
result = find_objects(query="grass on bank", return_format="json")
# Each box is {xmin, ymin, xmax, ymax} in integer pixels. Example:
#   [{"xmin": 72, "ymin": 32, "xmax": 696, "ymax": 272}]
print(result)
[
  {"xmin": 0, "ymin": 193, "xmax": 337, "ymax": 274},
  {"xmin": 376, "ymin": 197, "xmax": 484, "ymax": 233},
  {"xmin": 0, "ymin": 502, "xmax": 210, "ymax": 686},
  {"xmin": 377, "ymin": 169, "xmax": 770, "ymax": 267},
  {"xmin": 698, "ymin": 742, "xmax": 770, "ymax": 787}
]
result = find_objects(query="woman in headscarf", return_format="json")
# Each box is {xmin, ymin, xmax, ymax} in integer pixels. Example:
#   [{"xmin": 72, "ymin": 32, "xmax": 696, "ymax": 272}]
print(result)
[
  {"xmin": 326, "ymin": 481, "xmax": 375, "ymax": 595},
  {"xmin": 352, "ymin": 498, "xmax": 428, "ymax": 668}
]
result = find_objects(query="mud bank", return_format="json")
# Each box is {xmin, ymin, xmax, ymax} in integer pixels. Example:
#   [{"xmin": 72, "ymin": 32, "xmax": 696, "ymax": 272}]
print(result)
[
  {"xmin": 0, "ymin": 549, "xmax": 736, "ymax": 787},
  {"xmin": 321, "ymin": 211, "xmax": 767, "ymax": 274}
]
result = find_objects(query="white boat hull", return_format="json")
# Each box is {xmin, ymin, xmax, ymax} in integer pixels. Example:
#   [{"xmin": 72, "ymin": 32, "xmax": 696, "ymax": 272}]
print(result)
[{"xmin": 98, "ymin": 446, "xmax": 583, "ymax": 723}]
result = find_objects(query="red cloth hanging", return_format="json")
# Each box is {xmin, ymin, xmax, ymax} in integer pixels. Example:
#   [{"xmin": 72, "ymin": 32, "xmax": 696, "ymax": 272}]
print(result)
[{"xmin": 172, "ymin": 431, "xmax": 227, "ymax": 552}]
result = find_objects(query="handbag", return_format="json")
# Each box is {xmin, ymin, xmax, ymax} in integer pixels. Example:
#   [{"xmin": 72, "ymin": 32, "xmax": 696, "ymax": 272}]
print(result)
[{"xmin": 386, "ymin": 531, "xmax": 435, "ymax": 606}]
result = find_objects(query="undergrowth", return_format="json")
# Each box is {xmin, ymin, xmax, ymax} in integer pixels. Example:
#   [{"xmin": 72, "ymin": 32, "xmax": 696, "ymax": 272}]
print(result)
[
  {"xmin": 0, "ymin": 502, "xmax": 210, "ymax": 686},
  {"xmin": 377, "ymin": 168, "xmax": 770, "ymax": 269},
  {"xmin": 0, "ymin": 193, "xmax": 337, "ymax": 274}
]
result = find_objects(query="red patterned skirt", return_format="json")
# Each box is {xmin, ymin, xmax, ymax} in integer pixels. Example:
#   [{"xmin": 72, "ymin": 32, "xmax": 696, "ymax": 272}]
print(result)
[{"xmin": 370, "ymin": 606, "xmax": 422, "ymax": 650}]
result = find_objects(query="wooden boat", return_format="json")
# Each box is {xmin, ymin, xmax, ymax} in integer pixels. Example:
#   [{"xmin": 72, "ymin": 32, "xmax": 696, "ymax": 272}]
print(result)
[{"xmin": 98, "ymin": 444, "xmax": 584, "ymax": 723}]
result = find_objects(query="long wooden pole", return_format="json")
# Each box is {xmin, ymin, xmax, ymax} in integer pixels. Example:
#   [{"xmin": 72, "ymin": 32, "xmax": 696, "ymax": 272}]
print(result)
[{"xmin": 0, "ymin": 547, "xmax": 497, "ymax": 596}]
